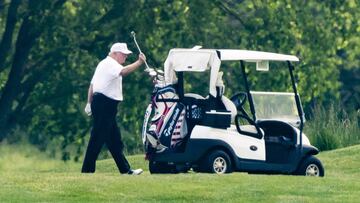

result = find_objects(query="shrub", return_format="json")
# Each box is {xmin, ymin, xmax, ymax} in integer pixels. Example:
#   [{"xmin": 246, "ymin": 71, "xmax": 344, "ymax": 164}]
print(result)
[{"xmin": 305, "ymin": 104, "xmax": 360, "ymax": 151}]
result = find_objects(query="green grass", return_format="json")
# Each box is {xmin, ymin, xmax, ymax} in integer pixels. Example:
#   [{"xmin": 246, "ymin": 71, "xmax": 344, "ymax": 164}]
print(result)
[{"xmin": 1, "ymin": 144, "xmax": 359, "ymax": 203}]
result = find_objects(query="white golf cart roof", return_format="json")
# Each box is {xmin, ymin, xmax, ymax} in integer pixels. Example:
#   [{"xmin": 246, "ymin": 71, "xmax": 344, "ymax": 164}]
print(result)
[
  {"xmin": 217, "ymin": 49, "xmax": 299, "ymax": 62},
  {"xmin": 164, "ymin": 48, "xmax": 299, "ymax": 97}
]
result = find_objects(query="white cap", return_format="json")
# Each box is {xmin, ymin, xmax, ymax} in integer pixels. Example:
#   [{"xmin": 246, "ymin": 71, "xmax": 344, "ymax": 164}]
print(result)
[{"xmin": 110, "ymin": 42, "xmax": 132, "ymax": 54}]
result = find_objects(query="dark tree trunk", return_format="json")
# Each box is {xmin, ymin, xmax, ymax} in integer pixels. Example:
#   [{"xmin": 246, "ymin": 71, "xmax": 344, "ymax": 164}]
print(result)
[
  {"xmin": 0, "ymin": 0, "xmax": 67, "ymax": 141},
  {"xmin": 0, "ymin": 16, "xmax": 40, "ymax": 141},
  {"xmin": 0, "ymin": 0, "xmax": 21, "ymax": 72}
]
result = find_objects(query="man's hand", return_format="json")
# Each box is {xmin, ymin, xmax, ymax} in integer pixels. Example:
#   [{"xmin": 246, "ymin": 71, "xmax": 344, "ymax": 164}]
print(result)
[
  {"xmin": 121, "ymin": 53, "xmax": 147, "ymax": 77},
  {"xmin": 138, "ymin": 53, "xmax": 146, "ymax": 63},
  {"xmin": 85, "ymin": 103, "xmax": 92, "ymax": 116}
]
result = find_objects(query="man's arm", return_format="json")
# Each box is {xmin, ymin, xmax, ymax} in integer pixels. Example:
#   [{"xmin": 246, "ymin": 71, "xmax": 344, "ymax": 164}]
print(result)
[
  {"xmin": 84, "ymin": 84, "xmax": 93, "ymax": 116},
  {"xmin": 120, "ymin": 54, "xmax": 146, "ymax": 77},
  {"xmin": 87, "ymin": 84, "xmax": 93, "ymax": 103}
]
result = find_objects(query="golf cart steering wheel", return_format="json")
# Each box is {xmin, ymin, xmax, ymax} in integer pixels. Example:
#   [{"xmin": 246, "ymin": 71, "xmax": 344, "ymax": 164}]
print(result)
[
  {"xmin": 231, "ymin": 91, "xmax": 253, "ymax": 124},
  {"xmin": 230, "ymin": 92, "xmax": 247, "ymax": 111}
]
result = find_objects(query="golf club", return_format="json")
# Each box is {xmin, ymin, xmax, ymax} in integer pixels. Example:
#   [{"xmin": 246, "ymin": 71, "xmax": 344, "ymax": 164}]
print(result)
[{"xmin": 130, "ymin": 31, "xmax": 157, "ymax": 77}]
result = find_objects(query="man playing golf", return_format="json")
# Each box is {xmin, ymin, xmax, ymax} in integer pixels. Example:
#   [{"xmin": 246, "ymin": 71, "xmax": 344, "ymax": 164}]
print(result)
[{"xmin": 82, "ymin": 42, "xmax": 145, "ymax": 175}]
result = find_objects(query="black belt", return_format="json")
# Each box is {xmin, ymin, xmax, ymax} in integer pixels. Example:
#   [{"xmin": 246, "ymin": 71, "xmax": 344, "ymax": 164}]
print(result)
[{"xmin": 93, "ymin": 92, "xmax": 119, "ymax": 103}]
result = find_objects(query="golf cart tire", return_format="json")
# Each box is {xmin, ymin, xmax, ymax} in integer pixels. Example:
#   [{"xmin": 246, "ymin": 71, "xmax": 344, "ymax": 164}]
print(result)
[
  {"xmin": 296, "ymin": 156, "xmax": 324, "ymax": 177},
  {"xmin": 149, "ymin": 161, "xmax": 177, "ymax": 174},
  {"xmin": 204, "ymin": 150, "xmax": 233, "ymax": 174}
]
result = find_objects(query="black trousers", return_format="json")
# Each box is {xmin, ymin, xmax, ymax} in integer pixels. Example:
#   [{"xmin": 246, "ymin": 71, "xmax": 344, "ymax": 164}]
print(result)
[{"xmin": 81, "ymin": 93, "xmax": 130, "ymax": 173}]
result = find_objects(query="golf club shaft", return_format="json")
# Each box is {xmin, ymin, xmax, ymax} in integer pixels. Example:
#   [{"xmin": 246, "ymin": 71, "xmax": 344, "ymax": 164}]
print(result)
[{"xmin": 131, "ymin": 32, "xmax": 151, "ymax": 71}]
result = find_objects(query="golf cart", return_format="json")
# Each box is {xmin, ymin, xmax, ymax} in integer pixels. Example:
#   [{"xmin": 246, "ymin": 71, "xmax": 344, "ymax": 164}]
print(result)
[{"xmin": 142, "ymin": 48, "xmax": 324, "ymax": 177}]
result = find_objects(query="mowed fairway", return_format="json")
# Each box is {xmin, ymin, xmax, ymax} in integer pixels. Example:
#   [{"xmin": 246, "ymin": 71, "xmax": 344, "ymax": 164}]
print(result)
[{"xmin": 0, "ymin": 144, "xmax": 359, "ymax": 203}]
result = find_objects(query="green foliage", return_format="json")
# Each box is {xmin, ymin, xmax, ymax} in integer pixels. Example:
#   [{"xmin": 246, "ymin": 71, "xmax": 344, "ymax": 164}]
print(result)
[{"xmin": 305, "ymin": 104, "xmax": 360, "ymax": 151}]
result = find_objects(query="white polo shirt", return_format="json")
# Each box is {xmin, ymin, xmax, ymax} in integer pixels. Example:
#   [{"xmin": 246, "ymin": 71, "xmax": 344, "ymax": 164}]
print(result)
[{"xmin": 91, "ymin": 56, "xmax": 124, "ymax": 101}]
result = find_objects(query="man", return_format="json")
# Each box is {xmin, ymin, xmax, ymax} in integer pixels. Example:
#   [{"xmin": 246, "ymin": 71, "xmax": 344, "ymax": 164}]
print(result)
[{"xmin": 82, "ymin": 42, "xmax": 145, "ymax": 175}]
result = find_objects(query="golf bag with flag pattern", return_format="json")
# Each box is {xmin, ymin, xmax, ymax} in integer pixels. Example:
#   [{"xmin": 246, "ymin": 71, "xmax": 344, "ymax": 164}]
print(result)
[{"xmin": 142, "ymin": 84, "xmax": 188, "ymax": 154}]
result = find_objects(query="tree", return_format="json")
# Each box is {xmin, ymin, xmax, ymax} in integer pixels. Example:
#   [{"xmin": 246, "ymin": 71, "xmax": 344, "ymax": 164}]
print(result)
[{"xmin": 0, "ymin": 0, "xmax": 67, "ymax": 141}]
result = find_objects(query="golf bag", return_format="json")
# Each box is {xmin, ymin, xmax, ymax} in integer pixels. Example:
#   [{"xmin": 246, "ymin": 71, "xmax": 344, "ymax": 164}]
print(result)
[{"xmin": 142, "ymin": 84, "xmax": 188, "ymax": 153}]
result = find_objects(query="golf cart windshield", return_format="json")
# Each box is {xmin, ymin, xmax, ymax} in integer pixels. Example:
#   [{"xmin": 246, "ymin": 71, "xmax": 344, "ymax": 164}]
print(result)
[{"xmin": 251, "ymin": 91, "xmax": 301, "ymax": 126}]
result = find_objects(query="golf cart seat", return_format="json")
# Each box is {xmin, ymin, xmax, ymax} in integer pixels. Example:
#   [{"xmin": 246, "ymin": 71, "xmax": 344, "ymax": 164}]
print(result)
[
  {"xmin": 184, "ymin": 93, "xmax": 205, "ymax": 100},
  {"xmin": 257, "ymin": 120, "xmax": 297, "ymax": 146},
  {"xmin": 221, "ymin": 96, "xmax": 237, "ymax": 122}
]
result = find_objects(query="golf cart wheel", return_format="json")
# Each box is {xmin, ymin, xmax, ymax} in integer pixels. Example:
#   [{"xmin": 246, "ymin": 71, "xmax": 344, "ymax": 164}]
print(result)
[
  {"xmin": 297, "ymin": 156, "xmax": 324, "ymax": 177},
  {"xmin": 205, "ymin": 150, "xmax": 232, "ymax": 174},
  {"xmin": 149, "ymin": 161, "xmax": 176, "ymax": 174}
]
